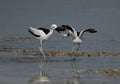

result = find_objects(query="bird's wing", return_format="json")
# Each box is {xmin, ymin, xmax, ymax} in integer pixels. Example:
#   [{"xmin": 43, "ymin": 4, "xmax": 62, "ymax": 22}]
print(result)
[
  {"xmin": 79, "ymin": 28, "xmax": 97, "ymax": 38},
  {"xmin": 38, "ymin": 28, "xmax": 50, "ymax": 34},
  {"xmin": 57, "ymin": 24, "xmax": 77, "ymax": 37},
  {"xmin": 29, "ymin": 27, "xmax": 41, "ymax": 37},
  {"xmin": 29, "ymin": 27, "xmax": 48, "ymax": 37},
  {"xmin": 55, "ymin": 25, "xmax": 67, "ymax": 33},
  {"xmin": 66, "ymin": 25, "xmax": 77, "ymax": 37}
]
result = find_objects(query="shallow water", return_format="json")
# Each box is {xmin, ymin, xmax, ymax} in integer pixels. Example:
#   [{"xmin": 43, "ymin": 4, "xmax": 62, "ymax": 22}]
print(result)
[
  {"xmin": 0, "ymin": 0, "xmax": 120, "ymax": 84},
  {"xmin": 0, "ymin": 52, "xmax": 120, "ymax": 84},
  {"xmin": 0, "ymin": 36, "xmax": 120, "ymax": 84}
]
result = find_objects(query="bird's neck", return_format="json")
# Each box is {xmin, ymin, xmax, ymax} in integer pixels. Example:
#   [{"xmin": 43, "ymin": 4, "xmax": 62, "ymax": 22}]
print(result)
[{"xmin": 47, "ymin": 29, "xmax": 54, "ymax": 36}]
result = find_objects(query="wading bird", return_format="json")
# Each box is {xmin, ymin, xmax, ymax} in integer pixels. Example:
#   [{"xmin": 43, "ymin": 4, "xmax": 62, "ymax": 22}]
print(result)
[
  {"xmin": 28, "ymin": 24, "xmax": 58, "ymax": 59},
  {"xmin": 56, "ymin": 24, "xmax": 97, "ymax": 83},
  {"xmin": 56, "ymin": 24, "xmax": 97, "ymax": 51}
]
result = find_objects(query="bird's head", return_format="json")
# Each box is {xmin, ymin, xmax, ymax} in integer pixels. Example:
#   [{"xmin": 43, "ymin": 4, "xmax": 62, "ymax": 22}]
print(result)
[{"xmin": 51, "ymin": 24, "xmax": 57, "ymax": 30}]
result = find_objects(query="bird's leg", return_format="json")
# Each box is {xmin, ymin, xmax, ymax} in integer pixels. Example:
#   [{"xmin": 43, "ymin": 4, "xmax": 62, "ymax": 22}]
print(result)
[
  {"xmin": 77, "ymin": 43, "xmax": 80, "ymax": 51},
  {"xmin": 39, "ymin": 40, "xmax": 46, "ymax": 59},
  {"xmin": 72, "ymin": 43, "xmax": 77, "ymax": 61},
  {"xmin": 72, "ymin": 43, "xmax": 75, "ymax": 52}
]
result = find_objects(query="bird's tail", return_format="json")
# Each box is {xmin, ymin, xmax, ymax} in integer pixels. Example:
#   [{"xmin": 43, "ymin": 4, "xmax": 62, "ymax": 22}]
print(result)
[
  {"xmin": 28, "ymin": 26, "xmax": 33, "ymax": 32},
  {"xmin": 29, "ymin": 26, "xmax": 34, "ymax": 29},
  {"xmin": 28, "ymin": 26, "xmax": 40, "ymax": 37}
]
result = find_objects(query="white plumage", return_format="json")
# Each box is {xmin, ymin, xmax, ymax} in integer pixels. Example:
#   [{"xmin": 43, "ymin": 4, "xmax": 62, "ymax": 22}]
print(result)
[
  {"xmin": 56, "ymin": 24, "xmax": 97, "ymax": 51},
  {"xmin": 28, "ymin": 24, "xmax": 58, "ymax": 59}
]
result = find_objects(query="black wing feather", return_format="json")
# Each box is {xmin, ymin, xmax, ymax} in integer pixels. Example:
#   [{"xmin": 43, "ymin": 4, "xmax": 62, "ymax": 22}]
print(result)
[
  {"xmin": 61, "ymin": 24, "xmax": 74, "ymax": 32},
  {"xmin": 28, "ymin": 29, "xmax": 40, "ymax": 37},
  {"xmin": 38, "ymin": 28, "xmax": 50, "ymax": 34},
  {"xmin": 55, "ymin": 25, "xmax": 67, "ymax": 33},
  {"xmin": 85, "ymin": 28, "xmax": 97, "ymax": 33},
  {"xmin": 55, "ymin": 24, "xmax": 74, "ymax": 33}
]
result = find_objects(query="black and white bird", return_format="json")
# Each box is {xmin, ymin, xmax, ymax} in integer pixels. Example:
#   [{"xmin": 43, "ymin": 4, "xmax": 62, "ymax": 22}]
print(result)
[
  {"xmin": 28, "ymin": 24, "xmax": 58, "ymax": 59},
  {"xmin": 56, "ymin": 24, "xmax": 97, "ymax": 51}
]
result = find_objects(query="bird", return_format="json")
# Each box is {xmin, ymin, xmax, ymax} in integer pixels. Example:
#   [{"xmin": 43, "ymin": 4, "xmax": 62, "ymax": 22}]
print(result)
[
  {"xmin": 28, "ymin": 24, "xmax": 58, "ymax": 59},
  {"xmin": 56, "ymin": 24, "xmax": 97, "ymax": 82},
  {"xmin": 56, "ymin": 24, "xmax": 97, "ymax": 51}
]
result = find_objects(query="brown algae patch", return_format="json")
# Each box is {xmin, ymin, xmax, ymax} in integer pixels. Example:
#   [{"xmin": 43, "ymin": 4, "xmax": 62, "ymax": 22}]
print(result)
[
  {"xmin": 0, "ymin": 46, "xmax": 120, "ymax": 57},
  {"xmin": 73, "ymin": 69, "xmax": 120, "ymax": 77},
  {"xmin": 95, "ymin": 69, "xmax": 120, "ymax": 76},
  {"xmin": 0, "ymin": 36, "xmax": 120, "ymax": 56},
  {"xmin": 0, "ymin": 36, "xmax": 33, "ymax": 42}
]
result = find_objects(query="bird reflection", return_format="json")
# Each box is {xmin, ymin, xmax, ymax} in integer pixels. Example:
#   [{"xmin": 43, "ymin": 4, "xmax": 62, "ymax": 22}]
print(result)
[
  {"xmin": 71, "ymin": 60, "xmax": 82, "ymax": 84},
  {"xmin": 63, "ymin": 76, "xmax": 82, "ymax": 84},
  {"xmin": 29, "ymin": 62, "xmax": 51, "ymax": 84},
  {"xmin": 72, "ymin": 76, "xmax": 81, "ymax": 84}
]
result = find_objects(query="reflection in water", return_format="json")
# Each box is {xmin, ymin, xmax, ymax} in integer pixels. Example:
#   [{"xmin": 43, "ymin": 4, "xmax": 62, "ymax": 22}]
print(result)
[
  {"xmin": 71, "ymin": 59, "xmax": 82, "ymax": 84},
  {"xmin": 72, "ymin": 76, "xmax": 81, "ymax": 84},
  {"xmin": 28, "ymin": 57, "xmax": 82, "ymax": 84},
  {"xmin": 29, "ymin": 62, "xmax": 51, "ymax": 84},
  {"xmin": 29, "ymin": 74, "xmax": 50, "ymax": 84}
]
